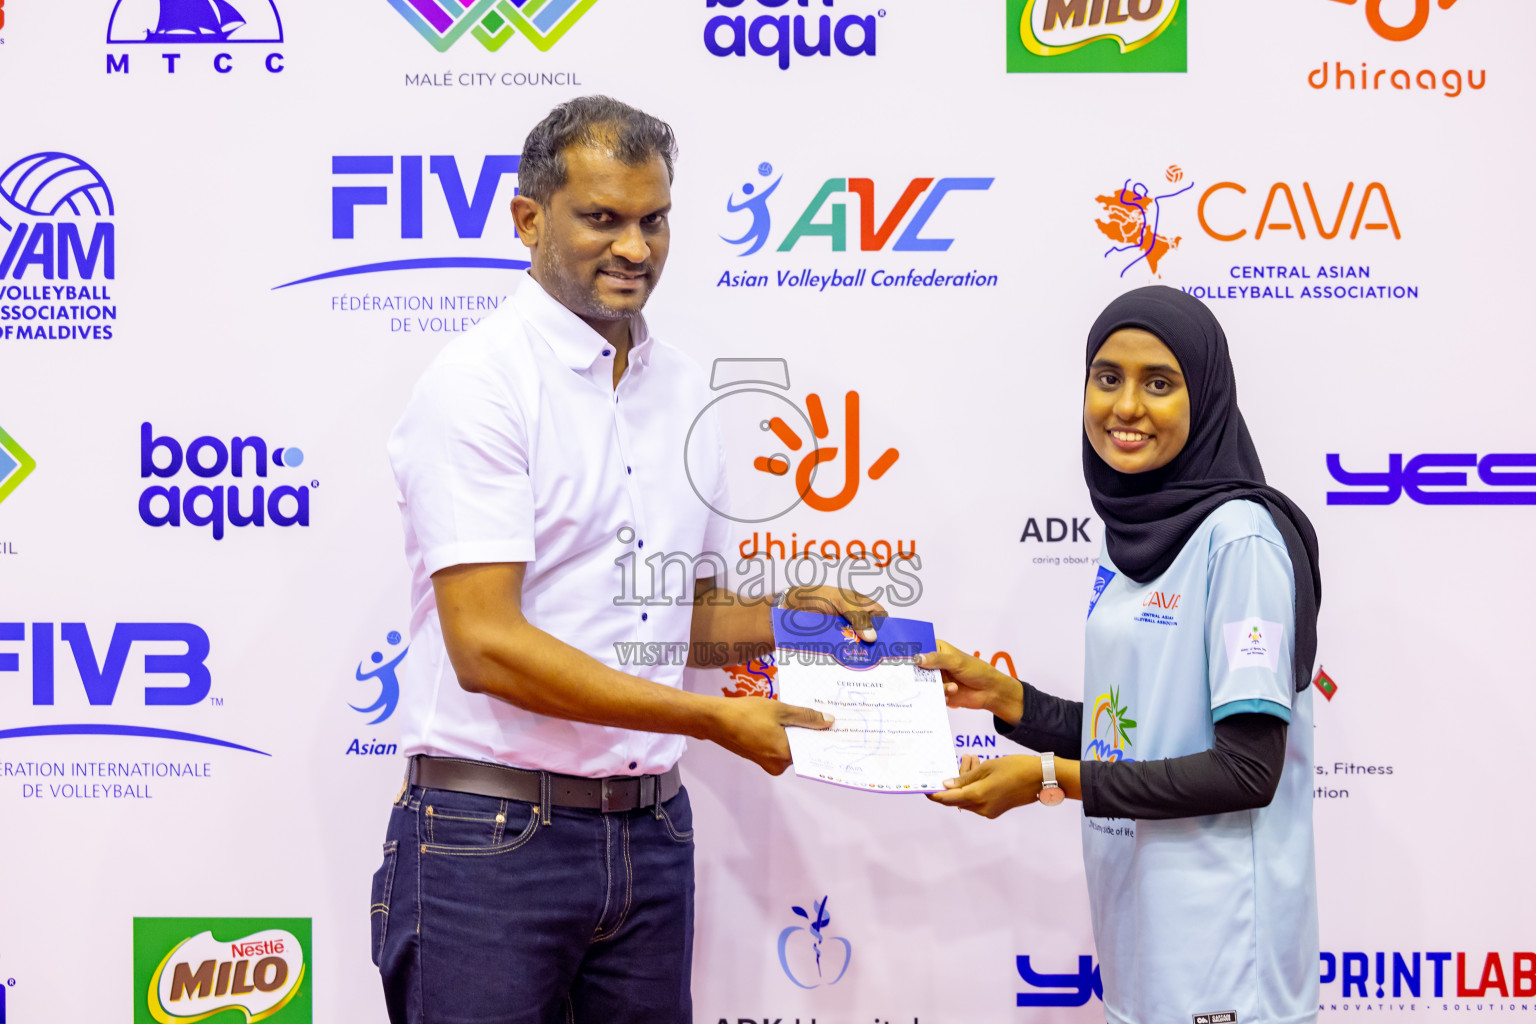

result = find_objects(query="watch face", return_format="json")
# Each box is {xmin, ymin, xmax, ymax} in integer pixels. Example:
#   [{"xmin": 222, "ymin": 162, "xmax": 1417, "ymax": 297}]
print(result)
[{"xmin": 1038, "ymin": 785, "xmax": 1065, "ymax": 806}]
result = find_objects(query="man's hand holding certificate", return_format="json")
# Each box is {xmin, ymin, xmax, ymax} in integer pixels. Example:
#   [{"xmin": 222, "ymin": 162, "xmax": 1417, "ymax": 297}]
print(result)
[{"xmin": 771, "ymin": 609, "xmax": 956, "ymax": 793}]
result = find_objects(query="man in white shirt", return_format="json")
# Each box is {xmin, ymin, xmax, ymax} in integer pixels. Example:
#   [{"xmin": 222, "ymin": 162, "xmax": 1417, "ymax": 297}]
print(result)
[{"xmin": 372, "ymin": 95, "xmax": 879, "ymax": 1024}]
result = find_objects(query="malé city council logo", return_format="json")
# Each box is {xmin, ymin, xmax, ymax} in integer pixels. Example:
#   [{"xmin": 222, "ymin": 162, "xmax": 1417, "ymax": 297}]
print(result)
[
  {"xmin": 0, "ymin": 427, "xmax": 36, "ymax": 507},
  {"xmin": 1008, "ymin": 0, "xmax": 1186, "ymax": 73},
  {"xmin": 389, "ymin": 0, "xmax": 599, "ymax": 52}
]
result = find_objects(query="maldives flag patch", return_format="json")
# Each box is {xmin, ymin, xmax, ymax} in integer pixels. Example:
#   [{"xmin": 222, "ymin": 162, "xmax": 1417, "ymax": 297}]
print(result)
[{"xmin": 1312, "ymin": 666, "xmax": 1339, "ymax": 701}]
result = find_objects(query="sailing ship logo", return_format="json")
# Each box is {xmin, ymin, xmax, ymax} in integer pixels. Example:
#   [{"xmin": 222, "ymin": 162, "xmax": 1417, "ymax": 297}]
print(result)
[{"xmin": 106, "ymin": 0, "xmax": 284, "ymax": 44}]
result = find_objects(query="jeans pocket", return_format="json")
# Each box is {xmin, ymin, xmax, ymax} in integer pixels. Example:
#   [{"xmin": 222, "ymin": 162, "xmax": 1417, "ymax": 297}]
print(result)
[
  {"xmin": 659, "ymin": 787, "xmax": 694, "ymax": 845},
  {"xmin": 420, "ymin": 793, "xmax": 539, "ymax": 856},
  {"xmin": 370, "ymin": 840, "xmax": 399, "ymax": 967}
]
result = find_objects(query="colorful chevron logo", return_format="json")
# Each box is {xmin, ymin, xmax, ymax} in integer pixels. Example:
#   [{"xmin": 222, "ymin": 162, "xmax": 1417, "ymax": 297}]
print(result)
[{"xmin": 388, "ymin": 0, "xmax": 600, "ymax": 52}]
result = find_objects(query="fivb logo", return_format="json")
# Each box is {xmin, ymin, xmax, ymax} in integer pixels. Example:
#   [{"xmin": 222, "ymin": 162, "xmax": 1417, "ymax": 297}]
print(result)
[
  {"xmin": 139, "ymin": 423, "xmax": 312, "ymax": 540},
  {"xmin": 105, "ymin": 0, "xmax": 287, "ymax": 75},
  {"xmin": 704, "ymin": 0, "xmax": 882, "ymax": 71},
  {"xmin": 135, "ymin": 918, "xmax": 311, "ymax": 1024},
  {"xmin": 722, "ymin": 162, "xmax": 993, "ymax": 256},
  {"xmin": 390, "ymin": 0, "xmax": 599, "ymax": 52},
  {"xmin": 1008, "ymin": 0, "xmax": 1186, "ymax": 73},
  {"xmin": 0, "ymin": 153, "xmax": 115, "ymax": 282},
  {"xmin": 273, "ymin": 155, "xmax": 529, "ymax": 289}
]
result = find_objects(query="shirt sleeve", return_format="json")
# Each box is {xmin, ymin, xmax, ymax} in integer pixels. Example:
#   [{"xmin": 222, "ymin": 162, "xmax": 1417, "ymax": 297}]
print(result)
[
  {"xmin": 994, "ymin": 681, "xmax": 1084, "ymax": 760},
  {"xmin": 696, "ymin": 403, "xmax": 735, "ymax": 580},
  {"xmin": 388, "ymin": 362, "xmax": 536, "ymax": 575},
  {"xmin": 1205, "ymin": 533, "xmax": 1297, "ymax": 724}
]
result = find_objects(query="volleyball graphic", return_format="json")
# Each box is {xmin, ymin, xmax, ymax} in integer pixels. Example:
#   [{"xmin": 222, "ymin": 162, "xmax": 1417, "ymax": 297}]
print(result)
[
  {"xmin": 1166, "ymin": 164, "xmax": 1184, "ymax": 183},
  {"xmin": 0, "ymin": 152, "xmax": 115, "ymax": 218}
]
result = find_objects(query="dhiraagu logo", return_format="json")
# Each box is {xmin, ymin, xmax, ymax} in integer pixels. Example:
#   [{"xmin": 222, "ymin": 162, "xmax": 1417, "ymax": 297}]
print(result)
[
  {"xmin": 1008, "ymin": 0, "xmax": 1186, "ymax": 73},
  {"xmin": 0, "ymin": 426, "xmax": 36, "ymax": 506},
  {"xmin": 1087, "ymin": 685, "xmax": 1136, "ymax": 762},
  {"xmin": 134, "ymin": 918, "xmax": 311, "ymax": 1024}
]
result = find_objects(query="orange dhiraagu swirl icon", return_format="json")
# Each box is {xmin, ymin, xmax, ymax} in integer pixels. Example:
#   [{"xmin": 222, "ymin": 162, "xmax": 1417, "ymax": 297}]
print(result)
[
  {"xmin": 754, "ymin": 392, "xmax": 900, "ymax": 513},
  {"xmin": 1328, "ymin": 0, "xmax": 1459, "ymax": 42}
]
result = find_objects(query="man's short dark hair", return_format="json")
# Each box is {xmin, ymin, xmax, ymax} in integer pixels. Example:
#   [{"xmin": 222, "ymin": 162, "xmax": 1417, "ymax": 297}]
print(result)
[{"xmin": 519, "ymin": 95, "xmax": 677, "ymax": 205}]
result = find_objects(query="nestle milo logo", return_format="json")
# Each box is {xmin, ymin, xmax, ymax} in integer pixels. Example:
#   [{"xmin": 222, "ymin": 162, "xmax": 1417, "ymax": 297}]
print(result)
[{"xmin": 134, "ymin": 918, "xmax": 311, "ymax": 1023}]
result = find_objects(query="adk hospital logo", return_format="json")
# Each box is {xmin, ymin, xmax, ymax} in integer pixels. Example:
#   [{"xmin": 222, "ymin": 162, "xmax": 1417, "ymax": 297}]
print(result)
[
  {"xmin": 391, "ymin": 0, "xmax": 599, "ymax": 52},
  {"xmin": 106, "ymin": 0, "xmax": 287, "ymax": 75},
  {"xmin": 0, "ymin": 152, "xmax": 118, "ymax": 341},
  {"xmin": 716, "ymin": 162, "xmax": 999, "ymax": 292}
]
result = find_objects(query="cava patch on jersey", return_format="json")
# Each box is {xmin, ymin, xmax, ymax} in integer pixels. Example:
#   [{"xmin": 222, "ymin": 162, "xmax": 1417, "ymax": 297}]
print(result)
[{"xmin": 1223, "ymin": 619, "xmax": 1283, "ymax": 671}]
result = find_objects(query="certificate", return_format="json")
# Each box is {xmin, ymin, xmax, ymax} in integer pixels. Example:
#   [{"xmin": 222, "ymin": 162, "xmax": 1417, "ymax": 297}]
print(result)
[{"xmin": 771, "ymin": 609, "xmax": 956, "ymax": 793}]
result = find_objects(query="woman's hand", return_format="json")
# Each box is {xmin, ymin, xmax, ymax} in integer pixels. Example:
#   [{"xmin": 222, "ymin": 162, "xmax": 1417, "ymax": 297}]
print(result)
[
  {"xmin": 917, "ymin": 640, "xmax": 1025, "ymax": 724},
  {"xmin": 926, "ymin": 754, "xmax": 1043, "ymax": 818}
]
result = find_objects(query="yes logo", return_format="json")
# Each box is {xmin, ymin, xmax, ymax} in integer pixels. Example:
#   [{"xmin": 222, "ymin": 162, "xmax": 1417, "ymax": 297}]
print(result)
[
  {"xmin": 1326, "ymin": 0, "xmax": 1459, "ymax": 42},
  {"xmin": 134, "ymin": 918, "xmax": 310, "ymax": 1024},
  {"xmin": 722, "ymin": 164, "xmax": 993, "ymax": 255},
  {"xmin": 777, "ymin": 896, "xmax": 851, "ymax": 989},
  {"xmin": 0, "ymin": 426, "xmax": 36, "ymax": 506},
  {"xmin": 1017, "ymin": 955, "xmax": 1104, "ymax": 1007},
  {"xmin": 1009, "ymin": 0, "xmax": 1186, "ymax": 73}
]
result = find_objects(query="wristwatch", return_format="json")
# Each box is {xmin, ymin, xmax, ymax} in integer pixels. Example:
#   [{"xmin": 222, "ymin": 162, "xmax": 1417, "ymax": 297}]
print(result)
[{"xmin": 1038, "ymin": 752, "xmax": 1065, "ymax": 806}]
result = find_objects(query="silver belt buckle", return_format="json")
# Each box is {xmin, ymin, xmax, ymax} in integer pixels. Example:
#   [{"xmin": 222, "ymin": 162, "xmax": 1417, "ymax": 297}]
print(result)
[{"xmin": 600, "ymin": 777, "xmax": 621, "ymax": 813}]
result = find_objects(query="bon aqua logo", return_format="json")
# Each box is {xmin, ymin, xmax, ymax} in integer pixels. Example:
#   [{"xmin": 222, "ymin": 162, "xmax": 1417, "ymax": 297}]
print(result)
[
  {"xmin": 1008, "ymin": 0, "xmax": 1186, "ymax": 73},
  {"xmin": 139, "ymin": 423, "xmax": 313, "ymax": 540},
  {"xmin": 704, "ymin": 0, "xmax": 882, "ymax": 71},
  {"xmin": 390, "ymin": 0, "xmax": 599, "ymax": 52}
]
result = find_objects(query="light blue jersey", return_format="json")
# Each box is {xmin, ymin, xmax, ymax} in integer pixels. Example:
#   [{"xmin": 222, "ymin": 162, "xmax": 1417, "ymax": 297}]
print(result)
[{"xmin": 1081, "ymin": 499, "xmax": 1319, "ymax": 1024}]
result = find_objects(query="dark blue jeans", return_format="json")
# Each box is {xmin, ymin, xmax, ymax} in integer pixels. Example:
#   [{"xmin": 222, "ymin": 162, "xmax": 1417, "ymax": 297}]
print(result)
[{"xmin": 370, "ymin": 778, "xmax": 696, "ymax": 1024}]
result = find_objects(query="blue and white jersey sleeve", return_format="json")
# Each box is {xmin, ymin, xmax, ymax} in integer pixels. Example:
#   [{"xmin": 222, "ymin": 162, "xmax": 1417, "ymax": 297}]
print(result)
[{"xmin": 1203, "ymin": 505, "xmax": 1297, "ymax": 725}]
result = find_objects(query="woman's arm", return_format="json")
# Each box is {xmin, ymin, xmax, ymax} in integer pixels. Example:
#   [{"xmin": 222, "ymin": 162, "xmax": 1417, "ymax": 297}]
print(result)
[
  {"xmin": 1081, "ymin": 712, "xmax": 1286, "ymax": 818},
  {"xmin": 995, "ymin": 681, "xmax": 1085, "ymax": 760},
  {"xmin": 917, "ymin": 642, "xmax": 1085, "ymax": 759}
]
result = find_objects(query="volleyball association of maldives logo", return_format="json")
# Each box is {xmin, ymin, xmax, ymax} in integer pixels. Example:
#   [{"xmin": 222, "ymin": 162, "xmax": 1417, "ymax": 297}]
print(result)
[
  {"xmin": 389, "ymin": 0, "xmax": 599, "ymax": 52},
  {"xmin": 1087, "ymin": 685, "xmax": 1136, "ymax": 762}
]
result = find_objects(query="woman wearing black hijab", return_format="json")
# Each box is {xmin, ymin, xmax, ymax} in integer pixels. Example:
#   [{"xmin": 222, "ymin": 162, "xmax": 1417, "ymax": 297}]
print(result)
[{"xmin": 924, "ymin": 287, "xmax": 1322, "ymax": 1024}]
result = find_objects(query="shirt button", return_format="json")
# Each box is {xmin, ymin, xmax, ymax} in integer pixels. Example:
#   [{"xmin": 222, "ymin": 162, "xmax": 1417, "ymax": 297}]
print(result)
[
  {"xmin": 602, "ymin": 348, "xmax": 612, "ymax": 356},
  {"xmin": 637, "ymin": 540, "xmax": 644, "ymax": 549},
  {"xmin": 629, "ymin": 761, "xmax": 638, "ymax": 770},
  {"xmin": 627, "ymin": 466, "xmax": 632, "ymax": 475},
  {"xmin": 641, "ymin": 612, "xmax": 648, "ymax": 622}
]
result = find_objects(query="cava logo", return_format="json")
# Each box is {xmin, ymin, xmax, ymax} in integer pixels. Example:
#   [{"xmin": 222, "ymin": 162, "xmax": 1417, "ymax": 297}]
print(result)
[
  {"xmin": 106, "ymin": 0, "xmax": 287, "ymax": 75},
  {"xmin": 389, "ymin": 0, "xmax": 599, "ymax": 53},
  {"xmin": 1009, "ymin": 0, "xmax": 1185, "ymax": 73},
  {"xmin": 135, "ymin": 919, "xmax": 310, "ymax": 1024}
]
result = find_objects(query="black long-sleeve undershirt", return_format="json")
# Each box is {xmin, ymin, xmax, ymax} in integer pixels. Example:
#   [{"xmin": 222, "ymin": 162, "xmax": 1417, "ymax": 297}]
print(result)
[{"xmin": 994, "ymin": 681, "xmax": 1288, "ymax": 820}]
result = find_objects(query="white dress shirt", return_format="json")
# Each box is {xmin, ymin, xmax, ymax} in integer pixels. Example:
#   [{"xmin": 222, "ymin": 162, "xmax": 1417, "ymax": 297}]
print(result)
[{"xmin": 387, "ymin": 273, "xmax": 732, "ymax": 777}]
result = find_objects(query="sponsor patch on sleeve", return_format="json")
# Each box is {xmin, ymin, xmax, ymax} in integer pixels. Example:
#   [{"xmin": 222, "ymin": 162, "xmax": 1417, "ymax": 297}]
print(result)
[{"xmin": 1222, "ymin": 619, "xmax": 1283, "ymax": 672}]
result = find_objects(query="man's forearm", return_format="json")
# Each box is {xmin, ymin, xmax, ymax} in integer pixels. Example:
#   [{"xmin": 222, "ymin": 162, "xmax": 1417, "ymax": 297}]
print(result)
[
  {"xmin": 687, "ymin": 586, "xmax": 773, "ymax": 667},
  {"xmin": 453, "ymin": 619, "xmax": 725, "ymax": 740}
]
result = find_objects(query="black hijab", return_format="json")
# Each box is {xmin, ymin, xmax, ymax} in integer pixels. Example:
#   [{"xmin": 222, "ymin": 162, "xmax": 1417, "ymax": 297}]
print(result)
[{"xmin": 1083, "ymin": 286, "xmax": 1321, "ymax": 693}]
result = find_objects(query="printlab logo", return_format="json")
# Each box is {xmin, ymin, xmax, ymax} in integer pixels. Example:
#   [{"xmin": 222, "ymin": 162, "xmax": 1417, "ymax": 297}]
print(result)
[
  {"xmin": 1095, "ymin": 165, "xmax": 1192, "ymax": 278},
  {"xmin": 133, "ymin": 918, "xmax": 311, "ymax": 1024},
  {"xmin": 1008, "ymin": 0, "xmax": 1186, "ymax": 73},
  {"xmin": 139, "ymin": 423, "xmax": 313, "ymax": 540},
  {"xmin": 390, "ymin": 0, "xmax": 599, "ymax": 52},
  {"xmin": 1017, "ymin": 955, "xmax": 1104, "ymax": 1007},
  {"xmin": 1086, "ymin": 686, "xmax": 1136, "ymax": 762},
  {"xmin": 0, "ymin": 152, "xmax": 119, "ymax": 342},
  {"xmin": 1327, "ymin": 452, "xmax": 1536, "ymax": 505},
  {"xmin": 777, "ymin": 896, "xmax": 851, "ymax": 990},
  {"xmin": 106, "ymin": 0, "xmax": 287, "ymax": 75},
  {"xmin": 721, "ymin": 162, "xmax": 994, "ymax": 257},
  {"xmin": 352, "ymin": 631, "xmax": 408, "ymax": 725},
  {"xmin": 0, "ymin": 426, "xmax": 36, "ymax": 507},
  {"xmin": 0, "ymin": 620, "xmax": 269, "ymax": 756},
  {"xmin": 704, "ymin": 0, "xmax": 882, "ymax": 70},
  {"xmin": 274, "ymin": 155, "xmax": 527, "ymax": 292},
  {"xmin": 684, "ymin": 358, "xmax": 899, "ymax": 524}
]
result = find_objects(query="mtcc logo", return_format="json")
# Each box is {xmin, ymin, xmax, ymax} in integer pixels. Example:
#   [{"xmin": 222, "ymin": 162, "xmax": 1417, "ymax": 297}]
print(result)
[
  {"xmin": 352, "ymin": 631, "xmax": 408, "ymax": 725},
  {"xmin": 390, "ymin": 0, "xmax": 599, "ymax": 52},
  {"xmin": 777, "ymin": 896, "xmax": 851, "ymax": 989},
  {"xmin": 722, "ymin": 162, "xmax": 993, "ymax": 255},
  {"xmin": 105, "ymin": 0, "xmax": 286, "ymax": 74},
  {"xmin": 684, "ymin": 359, "xmax": 899, "ymax": 524},
  {"xmin": 139, "ymin": 423, "xmax": 313, "ymax": 540},
  {"xmin": 0, "ymin": 426, "xmax": 36, "ymax": 507},
  {"xmin": 1327, "ymin": 0, "xmax": 1459, "ymax": 42}
]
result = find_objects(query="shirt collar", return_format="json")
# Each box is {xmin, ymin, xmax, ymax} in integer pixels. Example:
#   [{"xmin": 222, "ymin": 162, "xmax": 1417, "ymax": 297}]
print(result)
[{"xmin": 511, "ymin": 272, "xmax": 654, "ymax": 374}]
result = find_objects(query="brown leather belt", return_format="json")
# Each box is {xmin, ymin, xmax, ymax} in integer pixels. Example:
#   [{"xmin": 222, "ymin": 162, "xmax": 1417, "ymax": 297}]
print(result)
[{"xmin": 409, "ymin": 755, "xmax": 681, "ymax": 814}]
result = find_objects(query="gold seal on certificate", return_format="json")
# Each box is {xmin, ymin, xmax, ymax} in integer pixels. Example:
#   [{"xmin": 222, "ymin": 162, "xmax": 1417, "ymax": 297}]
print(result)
[{"xmin": 771, "ymin": 609, "xmax": 957, "ymax": 792}]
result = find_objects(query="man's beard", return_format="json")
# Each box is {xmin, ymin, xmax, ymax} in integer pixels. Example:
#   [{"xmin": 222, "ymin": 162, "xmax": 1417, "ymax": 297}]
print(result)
[{"xmin": 537, "ymin": 231, "xmax": 653, "ymax": 323}]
